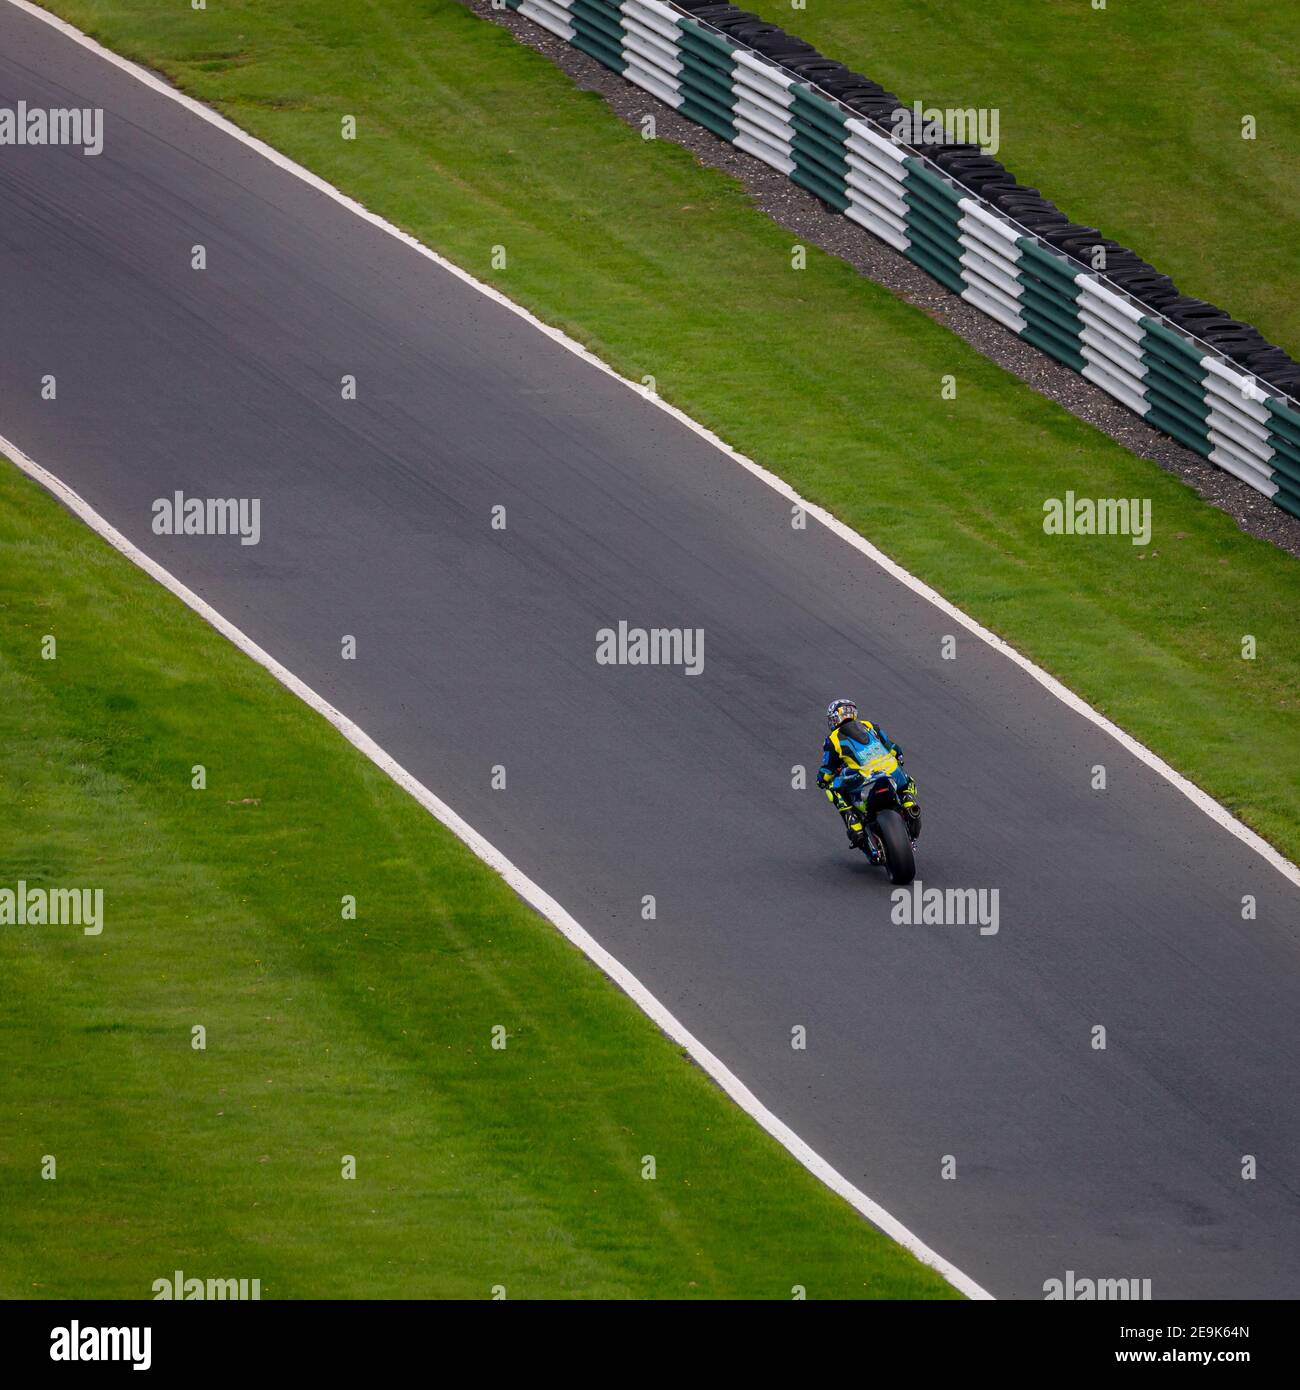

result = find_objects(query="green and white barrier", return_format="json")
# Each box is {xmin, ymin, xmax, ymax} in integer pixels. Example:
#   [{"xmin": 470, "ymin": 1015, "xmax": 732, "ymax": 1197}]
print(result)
[{"xmin": 501, "ymin": 0, "xmax": 1300, "ymax": 518}]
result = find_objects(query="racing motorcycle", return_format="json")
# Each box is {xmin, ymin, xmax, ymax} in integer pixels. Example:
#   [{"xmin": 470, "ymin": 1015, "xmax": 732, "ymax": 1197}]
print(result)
[{"xmin": 830, "ymin": 750, "xmax": 920, "ymax": 885}]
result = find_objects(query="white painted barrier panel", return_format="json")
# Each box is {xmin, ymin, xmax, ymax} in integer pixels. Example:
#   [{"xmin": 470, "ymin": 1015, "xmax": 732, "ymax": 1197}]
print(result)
[
  {"xmin": 844, "ymin": 201, "xmax": 910, "ymax": 253},
  {"xmin": 1209, "ymin": 438, "xmax": 1278, "ymax": 493},
  {"xmin": 1207, "ymin": 404, "xmax": 1274, "ymax": 458},
  {"xmin": 625, "ymin": 63, "xmax": 683, "ymax": 107},
  {"xmin": 962, "ymin": 285, "xmax": 1027, "ymax": 336},
  {"xmin": 1081, "ymin": 361, "xmax": 1152, "ymax": 418},
  {"xmin": 958, "ymin": 244, "xmax": 1023, "ymax": 304},
  {"xmin": 623, "ymin": 0, "xmax": 681, "ymax": 38},
  {"xmin": 734, "ymin": 49, "xmax": 795, "ymax": 91},
  {"xmin": 845, "ymin": 162, "xmax": 908, "ymax": 218},
  {"xmin": 734, "ymin": 124, "xmax": 795, "ymax": 171},
  {"xmin": 1079, "ymin": 326, "xmax": 1147, "ymax": 385},
  {"xmin": 622, "ymin": 23, "xmax": 682, "ymax": 73},
  {"xmin": 956, "ymin": 199, "xmax": 1021, "ymax": 243},
  {"xmin": 845, "ymin": 118, "xmax": 911, "ymax": 164},
  {"xmin": 1077, "ymin": 290, "xmax": 1147, "ymax": 348},
  {"xmin": 733, "ymin": 93, "xmax": 796, "ymax": 147},
  {"xmin": 957, "ymin": 216, "xmax": 1021, "ymax": 272},
  {"xmin": 1203, "ymin": 358, "xmax": 1275, "ymax": 423},
  {"xmin": 845, "ymin": 180, "xmax": 909, "ymax": 234},
  {"xmin": 520, "ymin": 0, "xmax": 575, "ymax": 41}
]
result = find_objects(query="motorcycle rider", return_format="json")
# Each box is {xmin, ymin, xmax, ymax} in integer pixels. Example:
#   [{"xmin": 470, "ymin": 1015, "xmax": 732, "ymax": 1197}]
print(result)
[{"xmin": 819, "ymin": 698, "xmax": 921, "ymax": 851}]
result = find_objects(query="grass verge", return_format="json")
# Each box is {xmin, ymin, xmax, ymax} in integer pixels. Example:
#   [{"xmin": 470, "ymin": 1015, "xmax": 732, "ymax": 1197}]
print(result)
[
  {"xmin": 0, "ymin": 458, "xmax": 957, "ymax": 1298},
  {"xmin": 750, "ymin": 0, "xmax": 1300, "ymax": 357}
]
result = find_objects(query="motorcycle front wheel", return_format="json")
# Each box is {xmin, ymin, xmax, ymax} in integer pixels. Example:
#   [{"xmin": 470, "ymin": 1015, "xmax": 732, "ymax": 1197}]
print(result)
[{"xmin": 873, "ymin": 808, "xmax": 916, "ymax": 885}]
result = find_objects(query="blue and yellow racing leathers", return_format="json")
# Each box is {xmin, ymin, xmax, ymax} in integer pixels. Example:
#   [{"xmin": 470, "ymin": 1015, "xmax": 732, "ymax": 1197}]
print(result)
[{"xmin": 818, "ymin": 718, "xmax": 921, "ymax": 841}]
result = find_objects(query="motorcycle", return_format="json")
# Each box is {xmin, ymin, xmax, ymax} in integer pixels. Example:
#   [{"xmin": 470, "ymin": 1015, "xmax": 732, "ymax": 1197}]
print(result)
[{"xmin": 831, "ymin": 751, "xmax": 919, "ymax": 885}]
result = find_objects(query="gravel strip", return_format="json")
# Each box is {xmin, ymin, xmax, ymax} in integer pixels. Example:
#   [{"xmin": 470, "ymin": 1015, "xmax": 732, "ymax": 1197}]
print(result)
[{"xmin": 467, "ymin": 0, "xmax": 1300, "ymax": 559}]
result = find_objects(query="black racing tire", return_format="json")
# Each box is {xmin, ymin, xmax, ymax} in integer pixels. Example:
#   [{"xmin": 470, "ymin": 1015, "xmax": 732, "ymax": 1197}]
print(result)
[{"xmin": 875, "ymin": 808, "xmax": 916, "ymax": 885}]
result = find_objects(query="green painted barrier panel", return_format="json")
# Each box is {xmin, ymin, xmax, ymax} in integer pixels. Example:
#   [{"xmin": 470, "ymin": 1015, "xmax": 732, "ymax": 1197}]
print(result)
[
  {"xmin": 1014, "ymin": 235, "xmax": 1084, "ymax": 372},
  {"xmin": 1264, "ymin": 435, "xmax": 1300, "ymax": 482},
  {"xmin": 904, "ymin": 182, "xmax": 964, "ymax": 229},
  {"xmin": 1018, "ymin": 272, "xmax": 1084, "ymax": 322},
  {"xmin": 676, "ymin": 79, "xmax": 736, "ymax": 119},
  {"xmin": 675, "ymin": 22, "xmax": 737, "ymax": 140},
  {"xmin": 1270, "ymin": 464, "xmax": 1300, "ymax": 516},
  {"xmin": 570, "ymin": 0, "xmax": 624, "ymax": 40},
  {"xmin": 1141, "ymin": 354, "xmax": 1212, "ymax": 453},
  {"xmin": 789, "ymin": 130, "xmax": 849, "ymax": 186},
  {"xmin": 1017, "ymin": 299, "xmax": 1083, "ymax": 344},
  {"xmin": 1140, "ymin": 316, "xmax": 1207, "ymax": 368},
  {"xmin": 676, "ymin": 20, "xmax": 736, "ymax": 58},
  {"xmin": 788, "ymin": 116, "xmax": 849, "ymax": 165},
  {"xmin": 676, "ymin": 66, "xmax": 733, "ymax": 105},
  {"xmin": 1016, "ymin": 239, "xmax": 1083, "ymax": 286},
  {"xmin": 1143, "ymin": 381, "xmax": 1211, "ymax": 437},
  {"xmin": 678, "ymin": 99, "xmax": 737, "ymax": 142},
  {"xmin": 1265, "ymin": 398, "xmax": 1300, "ymax": 448},
  {"xmin": 790, "ymin": 87, "xmax": 849, "ymax": 140},
  {"xmin": 788, "ymin": 86, "xmax": 849, "ymax": 212},
  {"xmin": 1020, "ymin": 324, "xmax": 1086, "ymax": 372},
  {"xmin": 1267, "ymin": 451, "xmax": 1300, "ymax": 492},
  {"xmin": 902, "ymin": 216, "xmax": 964, "ymax": 267},
  {"xmin": 905, "ymin": 244, "xmax": 967, "ymax": 295},
  {"xmin": 903, "ymin": 158, "xmax": 965, "ymax": 207},
  {"xmin": 1144, "ymin": 407, "xmax": 1213, "ymax": 457},
  {"xmin": 902, "ymin": 194, "xmax": 962, "ymax": 250},
  {"xmin": 790, "ymin": 166, "xmax": 849, "ymax": 211},
  {"xmin": 569, "ymin": 33, "xmax": 625, "ymax": 72},
  {"xmin": 1140, "ymin": 353, "xmax": 1211, "ymax": 416},
  {"xmin": 790, "ymin": 85, "xmax": 847, "ymax": 122},
  {"xmin": 572, "ymin": 35, "xmax": 628, "ymax": 71}
]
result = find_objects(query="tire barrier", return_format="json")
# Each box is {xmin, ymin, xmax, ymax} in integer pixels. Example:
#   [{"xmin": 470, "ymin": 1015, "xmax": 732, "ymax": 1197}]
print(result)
[{"xmin": 503, "ymin": 0, "xmax": 1300, "ymax": 517}]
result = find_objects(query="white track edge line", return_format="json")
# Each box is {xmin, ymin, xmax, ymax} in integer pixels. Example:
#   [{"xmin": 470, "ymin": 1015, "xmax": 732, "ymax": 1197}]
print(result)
[
  {"xmin": 1, "ymin": 429, "xmax": 993, "ymax": 1301},
  {"xmin": 8, "ymin": 0, "xmax": 995, "ymax": 1300},
  {"xmin": 7, "ymin": 0, "xmax": 1300, "ymax": 1299},
  {"xmin": 9, "ymin": 0, "xmax": 1298, "ymax": 892}
]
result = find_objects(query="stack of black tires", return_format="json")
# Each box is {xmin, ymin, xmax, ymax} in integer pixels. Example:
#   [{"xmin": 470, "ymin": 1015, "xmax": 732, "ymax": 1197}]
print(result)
[{"xmin": 674, "ymin": 0, "xmax": 1300, "ymax": 399}]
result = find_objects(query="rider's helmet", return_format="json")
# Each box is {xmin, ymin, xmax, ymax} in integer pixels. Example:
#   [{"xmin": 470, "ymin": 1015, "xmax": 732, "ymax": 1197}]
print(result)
[{"xmin": 826, "ymin": 697, "xmax": 858, "ymax": 731}]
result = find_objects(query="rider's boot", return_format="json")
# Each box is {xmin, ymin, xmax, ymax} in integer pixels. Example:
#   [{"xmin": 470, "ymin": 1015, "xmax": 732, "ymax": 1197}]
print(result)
[{"xmin": 900, "ymin": 778, "xmax": 922, "ymax": 843}]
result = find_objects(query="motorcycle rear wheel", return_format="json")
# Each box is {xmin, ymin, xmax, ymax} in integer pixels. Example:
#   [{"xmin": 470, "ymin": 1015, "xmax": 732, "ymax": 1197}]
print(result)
[{"xmin": 874, "ymin": 808, "xmax": 916, "ymax": 885}]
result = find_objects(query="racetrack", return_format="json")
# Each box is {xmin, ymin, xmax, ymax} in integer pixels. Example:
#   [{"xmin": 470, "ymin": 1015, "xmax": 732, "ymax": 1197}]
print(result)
[{"xmin": 2, "ymin": 2, "xmax": 1298, "ymax": 1299}]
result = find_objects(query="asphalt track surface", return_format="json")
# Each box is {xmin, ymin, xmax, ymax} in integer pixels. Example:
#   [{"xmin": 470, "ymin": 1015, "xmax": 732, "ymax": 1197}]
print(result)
[{"xmin": 2, "ymin": 4, "xmax": 1299, "ymax": 1300}]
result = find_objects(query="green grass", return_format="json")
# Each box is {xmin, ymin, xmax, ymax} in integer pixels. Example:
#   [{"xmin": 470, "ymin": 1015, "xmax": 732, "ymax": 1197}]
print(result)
[
  {"xmin": 748, "ymin": 0, "xmax": 1300, "ymax": 358},
  {"xmin": 0, "ymin": 460, "xmax": 957, "ymax": 1298},
  {"xmin": 4, "ymin": 0, "xmax": 1295, "ymax": 1300},
  {"xmin": 38, "ymin": 0, "xmax": 1300, "ymax": 859}
]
